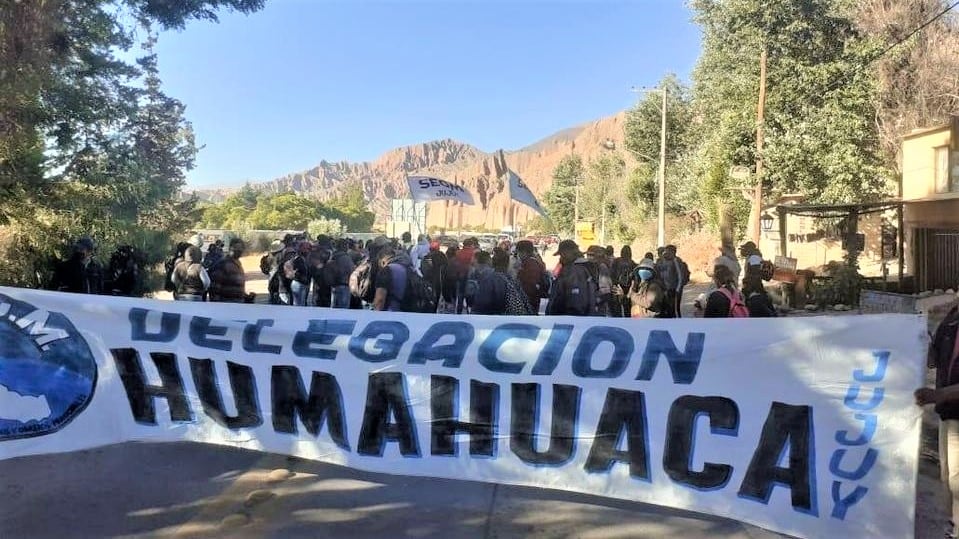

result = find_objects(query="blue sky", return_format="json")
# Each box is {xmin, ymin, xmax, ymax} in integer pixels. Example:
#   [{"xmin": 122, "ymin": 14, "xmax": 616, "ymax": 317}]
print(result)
[{"xmin": 154, "ymin": 0, "xmax": 702, "ymax": 187}]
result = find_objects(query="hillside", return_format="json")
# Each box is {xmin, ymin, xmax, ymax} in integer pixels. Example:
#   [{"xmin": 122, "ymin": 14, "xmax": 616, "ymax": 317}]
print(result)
[{"xmin": 191, "ymin": 112, "xmax": 631, "ymax": 230}]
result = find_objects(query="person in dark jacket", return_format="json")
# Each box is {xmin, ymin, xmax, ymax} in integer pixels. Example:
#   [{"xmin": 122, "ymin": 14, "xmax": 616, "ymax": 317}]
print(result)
[
  {"xmin": 209, "ymin": 239, "xmax": 247, "ymax": 303},
  {"xmin": 656, "ymin": 244, "xmax": 689, "ymax": 318},
  {"xmin": 586, "ymin": 245, "xmax": 614, "ymax": 316},
  {"xmin": 327, "ymin": 238, "xmax": 356, "ymax": 308},
  {"xmin": 704, "ymin": 264, "xmax": 744, "ymax": 317},
  {"xmin": 421, "ymin": 240, "xmax": 448, "ymax": 311},
  {"xmin": 916, "ymin": 306, "xmax": 959, "ymax": 539},
  {"xmin": 172, "ymin": 246, "xmax": 209, "ymax": 301},
  {"xmin": 453, "ymin": 238, "xmax": 479, "ymax": 314},
  {"xmin": 743, "ymin": 273, "xmax": 777, "ymax": 317},
  {"xmin": 469, "ymin": 250, "xmax": 505, "ymax": 315},
  {"xmin": 51, "ymin": 237, "xmax": 103, "ymax": 295},
  {"xmin": 106, "ymin": 245, "xmax": 139, "ymax": 296},
  {"xmin": 546, "ymin": 240, "xmax": 601, "ymax": 317},
  {"xmin": 442, "ymin": 245, "xmax": 460, "ymax": 305},
  {"xmin": 373, "ymin": 248, "xmax": 410, "ymax": 312},
  {"xmin": 610, "ymin": 245, "xmax": 637, "ymax": 318},
  {"xmin": 628, "ymin": 258, "xmax": 666, "ymax": 318},
  {"xmin": 288, "ymin": 241, "xmax": 312, "ymax": 306},
  {"xmin": 203, "ymin": 240, "xmax": 224, "ymax": 269},
  {"xmin": 515, "ymin": 240, "xmax": 547, "ymax": 314}
]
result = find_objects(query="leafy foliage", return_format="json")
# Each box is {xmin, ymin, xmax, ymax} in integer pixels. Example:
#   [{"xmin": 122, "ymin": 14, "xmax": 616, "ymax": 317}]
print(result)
[
  {"xmin": 615, "ymin": 0, "xmax": 959, "ymax": 242},
  {"xmin": 200, "ymin": 186, "xmax": 375, "ymax": 233},
  {"xmin": 0, "ymin": 0, "xmax": 264, "ymax": 288},
  {"xmin": 543, "ymin": 155, "xmax": 583, "ymax": 235}
]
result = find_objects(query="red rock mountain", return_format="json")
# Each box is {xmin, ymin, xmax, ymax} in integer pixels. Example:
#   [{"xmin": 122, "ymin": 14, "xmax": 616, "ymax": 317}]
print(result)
[{"xmin": 193, "ymin": 112, "xmax": 629, "ymax": 230}]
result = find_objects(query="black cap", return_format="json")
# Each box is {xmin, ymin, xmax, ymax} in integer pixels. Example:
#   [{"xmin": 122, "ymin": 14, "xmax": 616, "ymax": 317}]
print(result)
[
  {"xmin": 740, "ymin": 241, "xmax": 757, "ymax": 251},
  {"xmin": 555, "ymin": 239, "xmax": 580, "ymax": 256}
]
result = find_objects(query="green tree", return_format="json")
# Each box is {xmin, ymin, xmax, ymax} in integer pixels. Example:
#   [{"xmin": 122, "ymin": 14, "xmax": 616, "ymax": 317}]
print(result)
[
  {"xmin": 0, "ymin": 0, "xmax": 264, "ymax": 287},
  {"xmin": 580, "ymin": 153, "xmax": 626, "ymax": 241},
  {"xmin": 543, "ymin": 155, "xmax": 584, "ymax": 235},
  {"xmin": 687, "ymin": 0, "xmax": 890, "ymax": 231},
  {"xmin": 327, "ymin": 183, "xmax": 375, "ymax": 232},
  {"xmin": 247, "ymin": 192, "xmax": 325, "ymax": 230},
  {"xmin": 625, "ymin": 75, "xmax": 695, "ymax": 215}
]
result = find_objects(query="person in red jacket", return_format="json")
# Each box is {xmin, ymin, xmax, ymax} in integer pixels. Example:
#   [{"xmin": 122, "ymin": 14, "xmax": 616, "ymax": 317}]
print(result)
[
  {"xmin": 515, "ymin": 240, "xmax": 547, "ymax": 314},
  {"xmin": 452, "ymin": 237, "xmax": 478, "ymax": 314}
]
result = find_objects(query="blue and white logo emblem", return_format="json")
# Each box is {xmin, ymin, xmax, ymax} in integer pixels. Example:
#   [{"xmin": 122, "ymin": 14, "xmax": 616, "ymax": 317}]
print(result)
[{"xmin": 0, "ymin": 293, "xmax": 97, "ymax": 440}]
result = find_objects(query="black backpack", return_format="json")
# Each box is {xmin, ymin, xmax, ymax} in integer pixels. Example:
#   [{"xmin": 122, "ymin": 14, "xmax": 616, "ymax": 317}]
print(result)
[
  {"xmin": 402, "ymin": 267, "xmax": 438, "ymax": 313},
  {"xmin": 565, "ymin": 263, "xmax": 600, "ymax": 316}
]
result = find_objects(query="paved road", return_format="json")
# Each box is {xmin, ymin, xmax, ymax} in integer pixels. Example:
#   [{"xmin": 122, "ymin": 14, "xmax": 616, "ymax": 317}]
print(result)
[{"xmin": 0, "ymin": 442, "xmax": 784, "ymax": 539}]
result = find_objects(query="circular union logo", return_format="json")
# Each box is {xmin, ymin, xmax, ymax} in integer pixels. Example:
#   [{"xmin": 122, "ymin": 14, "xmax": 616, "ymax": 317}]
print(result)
[{"xmin": 0, "ymin": 293, "xmax": 97, "ymax": 441}]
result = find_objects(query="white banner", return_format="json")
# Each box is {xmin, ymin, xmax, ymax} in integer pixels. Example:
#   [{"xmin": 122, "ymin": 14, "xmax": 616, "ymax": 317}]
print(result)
[
  {"xmin": 407, "ymin": 176, "xmax": 475, "ymax": 205},
  {"xmin": 508, "ymin": 170, "xmax": 546, "ymax": 216},
  {"xmin": 0, "ymin": 287, "xmax": 925, "ymax": 538}
]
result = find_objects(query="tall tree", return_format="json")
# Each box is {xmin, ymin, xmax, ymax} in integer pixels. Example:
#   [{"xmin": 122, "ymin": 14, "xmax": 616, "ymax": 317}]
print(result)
[
  {"xmin": 689, "ymin": 0, "xmax": 889, "ymax": 216},
  {"xmin": 624, "ymin": 74, "xmax": 695, "ymax": 215},
  {"xmin": 0, "ymin": 0, "xmax": 264, "ymax": 286},
  {"xmin": 856, "ymin": 0, "xmax": 959, "ymax": 169},
  {"xmin": 543, "ymin": 155, "xmax": 584, "ymax": 235}
]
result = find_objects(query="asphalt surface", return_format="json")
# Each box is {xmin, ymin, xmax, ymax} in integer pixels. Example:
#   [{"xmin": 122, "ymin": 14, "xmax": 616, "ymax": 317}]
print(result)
[{"xmin": 0, "ymin": 442, "xmax": 785, "ymax": 539}]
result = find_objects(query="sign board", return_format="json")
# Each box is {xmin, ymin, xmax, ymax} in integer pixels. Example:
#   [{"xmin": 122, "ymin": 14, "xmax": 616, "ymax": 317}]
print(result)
[
  {"xmin": 389, "ymin": 199, "xmax": 427, "ymax": 239},
  {"xmin": 772, "ymin": 255, "xmax": 798, "ymax": 283},
  {"xmin": 574, "ymin": 221, "xmax": 595, "ymax": 245},
  {"xmin": 0, "ymin": 288, "xmax": 926, "ymax": 539},
  {"xmin": 859, "ymin": 289, "xmax": 918, "ymax": 314}
]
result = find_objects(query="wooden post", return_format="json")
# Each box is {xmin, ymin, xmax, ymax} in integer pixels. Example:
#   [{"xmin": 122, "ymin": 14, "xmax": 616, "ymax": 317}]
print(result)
[
  {"xmin": 898, "ymin": 203, "xmax": 905, "ymax": 286},
  {"xmin": 749, "ymin": 46, "xmax": 767, "ymax": 244},
  {"xmin": 777, "ymin": 206, "xmax": 787, "ymax": 258}
]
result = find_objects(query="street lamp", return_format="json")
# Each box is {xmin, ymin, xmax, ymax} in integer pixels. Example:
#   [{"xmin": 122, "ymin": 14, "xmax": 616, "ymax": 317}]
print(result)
[{"xmin": 760, "ymin": 212, "xmax": 774, "ymax": 232}]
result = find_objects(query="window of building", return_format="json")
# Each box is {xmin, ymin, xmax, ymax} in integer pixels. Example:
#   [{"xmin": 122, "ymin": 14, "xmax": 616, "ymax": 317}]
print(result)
[
  {"xmin": 936, "ymin": 146, "xmax": 949, "ymax": 193},
  {"xmin": 952, "ymin": 150, "xmax": 959, "ymax": 192}
]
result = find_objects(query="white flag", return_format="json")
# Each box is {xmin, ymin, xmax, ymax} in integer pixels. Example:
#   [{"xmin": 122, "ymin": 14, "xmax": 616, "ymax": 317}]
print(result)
[
  {"xmin": 508, "ymin": 170, "xmax": 545, "ymax": 216},
  {"xmin": 407, "ymin": 176, "xmax": 475, "ymax": 205}
]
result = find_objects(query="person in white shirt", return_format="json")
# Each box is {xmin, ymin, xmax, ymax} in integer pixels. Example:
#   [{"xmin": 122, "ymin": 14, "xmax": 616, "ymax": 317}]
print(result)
[
  {"xmin": 409, "ymin": 234, "xmax": 431, "ymax": 275},
  {"xmin": 713, "ymin": 245, "xmax": 742, "ymax": 284}
]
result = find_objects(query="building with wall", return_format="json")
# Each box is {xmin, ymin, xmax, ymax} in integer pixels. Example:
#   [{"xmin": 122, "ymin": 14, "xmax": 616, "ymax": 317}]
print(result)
[{"xmin": 901, "ymin": 118, "xmax": 959, "ymax": 291}]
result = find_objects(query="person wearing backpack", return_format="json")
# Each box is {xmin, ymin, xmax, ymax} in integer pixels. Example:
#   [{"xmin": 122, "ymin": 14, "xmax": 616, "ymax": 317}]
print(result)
[
  {"xmin": 421, "ymin": 240, "xmax": 448, "ymax": 311},
  {"xmin": 373, "ymin": 248, "xmax": 410, "ymax": 312},
  {"xmin": 628, "ymin": 258, "xmax": 667, "ymax": 318},
  {"xmin": 164, "ymin": 242, "xmax": 191, "ymax": 298},
  {"xmin": 453, "ymin": 238, "xmax": 479, "ymax": 314},
  {"xmin": 656, "ymin": 244, "xmax": 689, "ymax": 318},
  {"xmin": 493, "ymin": 248, "xmax": 535, "ymax": 316},
  {"xmin": 469, "ymin": 250, "xmax": 506, "ymax": 315},
  {"xmin": 515, "ymin": 240, "xmax": 547, "ymax": 314},
  {"xmin": 704, "ymin": 264, "xmax": 750, "ymax": 318},
  {"xmin": 306, "ymin": 239, "xmax": 331, "ymax": 307},
  {"xmin": 610, "ymin": 245, "xmax": 637, "ymax": 318},
  {"xmin": 546, "ymin": 240, "xmax": 602, "ymax": 317},
  {"xmin": 209, "ymin": 239, "xmax": 248, "ymax": 303},
  {"xmin": 171, "ymin": 246, "xmax": 210, "ymax": 302},
  {"xmin": 284, "ymin": 241, "xmax": 312, "ymax": 306},
  {"xmin": 325, "ymin": 238, "xmax": 355, "ymax": 309},
  {"xmin": 410, "ymin": 234, "xmax": 430, "ymax": 275},
  {"xmin": 743, "ymin": 273, "xmax": 778, "ymax": 317}
]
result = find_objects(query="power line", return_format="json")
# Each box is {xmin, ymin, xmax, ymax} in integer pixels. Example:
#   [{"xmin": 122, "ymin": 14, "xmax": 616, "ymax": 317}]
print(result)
[
  {"xmin": 822, "ymin": 0, "xmax": 959, "ymax": 93},
  {"xmin": 871, "ymin": 0, "xmax": 959, "ymax": 62}
]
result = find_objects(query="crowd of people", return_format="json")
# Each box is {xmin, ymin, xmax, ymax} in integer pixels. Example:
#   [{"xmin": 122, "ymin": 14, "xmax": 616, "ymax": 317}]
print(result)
[
  {"xmin": 48, "ymin": 230, "xmax": 779, "ymax": 319},
  {"xmin": 157, "ymin": 230, "xmax": 776, "ymax": 319}
]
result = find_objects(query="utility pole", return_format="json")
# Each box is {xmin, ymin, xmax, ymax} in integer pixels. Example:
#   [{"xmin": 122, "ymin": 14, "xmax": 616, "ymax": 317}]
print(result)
[
  {"xmin": 750, "ymin": 46, "xmax": 768, "ymax": 244},
  {"xmin": 657, "ymin": 88, "xmax": 667, "ymax": 248}
]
